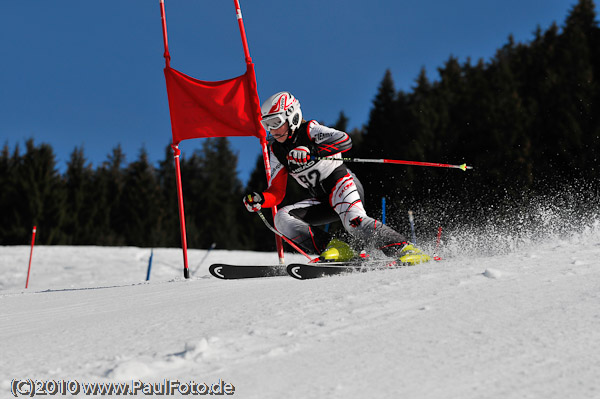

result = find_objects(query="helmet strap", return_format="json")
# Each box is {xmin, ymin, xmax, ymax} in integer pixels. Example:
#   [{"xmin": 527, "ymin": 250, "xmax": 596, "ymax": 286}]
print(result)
[{"xmin": 283, "ymin": 125, "xmax": 296, "ymax": 140}]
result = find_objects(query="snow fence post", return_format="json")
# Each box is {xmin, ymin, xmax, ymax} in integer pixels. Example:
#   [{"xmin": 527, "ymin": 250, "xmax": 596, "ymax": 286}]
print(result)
[{"xmin": 25, "ymin": 226, "xmax": 36, "ymax": 289}]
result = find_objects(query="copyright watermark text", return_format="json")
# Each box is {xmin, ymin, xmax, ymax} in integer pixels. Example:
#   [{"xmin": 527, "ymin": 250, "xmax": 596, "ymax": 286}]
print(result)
[{"xmin": 10, "ymin": 378, "xmax": 235, "ymax": 397}]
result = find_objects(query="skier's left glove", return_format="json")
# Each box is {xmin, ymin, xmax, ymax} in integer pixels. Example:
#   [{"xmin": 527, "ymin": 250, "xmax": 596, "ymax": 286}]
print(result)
[
  {"xmin": 287, "ymin": 146, "xmax": 312, "ymax": 165},
  {"xmin": 243, "ymin": 192, "xmax": 264, "ymax": 212}
]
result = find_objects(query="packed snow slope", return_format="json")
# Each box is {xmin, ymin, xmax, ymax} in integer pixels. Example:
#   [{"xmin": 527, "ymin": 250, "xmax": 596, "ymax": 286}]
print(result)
[{"xmin": 1, "ymin": 218, "xmax": 600, "ymax": 398}]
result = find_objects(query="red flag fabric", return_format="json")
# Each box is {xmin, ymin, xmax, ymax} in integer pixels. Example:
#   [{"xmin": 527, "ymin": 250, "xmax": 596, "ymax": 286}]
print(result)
[{"xmin": 164, "ymin": 64, "xmax": 266, "ymax": 144}]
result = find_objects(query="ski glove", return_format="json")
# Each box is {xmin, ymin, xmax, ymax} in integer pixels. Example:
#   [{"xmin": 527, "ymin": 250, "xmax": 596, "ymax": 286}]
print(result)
[
  {"xmin": 243, "ymin": 192, "xmax": 264, "ymax": 212},
  {"xmin": 287, "ymin": 146, "xmax": 311, "ymax": 165}
]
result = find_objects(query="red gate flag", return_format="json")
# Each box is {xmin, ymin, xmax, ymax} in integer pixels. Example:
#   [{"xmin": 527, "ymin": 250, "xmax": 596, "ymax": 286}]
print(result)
[
  {"xmin": 164, "ymin": 63, "xmax": 266, "ymax": 144},
  {"xmin": 159, "ymin": 0, "xmax": 286, "ymax": 274}
]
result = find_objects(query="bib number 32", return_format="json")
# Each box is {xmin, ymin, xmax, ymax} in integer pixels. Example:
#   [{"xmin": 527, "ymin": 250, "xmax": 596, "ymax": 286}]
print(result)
[{"xmin": 298, "ymin": 170, "xmax": 321, "ymax": 188}]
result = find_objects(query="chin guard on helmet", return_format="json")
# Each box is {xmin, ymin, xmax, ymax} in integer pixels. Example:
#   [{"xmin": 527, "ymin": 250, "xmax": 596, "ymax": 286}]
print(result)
[{"xmin": 260, "ymin": 91, "xmax": 302, "ymax": 132}]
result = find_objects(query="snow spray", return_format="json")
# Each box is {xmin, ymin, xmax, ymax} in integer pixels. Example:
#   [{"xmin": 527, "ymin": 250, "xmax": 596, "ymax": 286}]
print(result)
[
  {"xmin": 408, "ymin": 211, "xmax": 417, "ymax": 244},
  {"xmin": 25, "ymin": 226, "xmax": 36, "ymax": 289}
]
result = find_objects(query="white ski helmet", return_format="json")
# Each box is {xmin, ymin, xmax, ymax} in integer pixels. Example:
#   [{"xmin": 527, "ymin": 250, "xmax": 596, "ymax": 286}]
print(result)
[{"xmin": 260, "ymin": 91, "xmax": 302, "ymax": 132}]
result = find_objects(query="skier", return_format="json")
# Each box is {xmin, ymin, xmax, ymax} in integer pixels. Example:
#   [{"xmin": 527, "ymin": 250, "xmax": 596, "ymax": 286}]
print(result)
[{"xmin": 243, "ymin": 91, "xmax": 430, "ymax": 265}]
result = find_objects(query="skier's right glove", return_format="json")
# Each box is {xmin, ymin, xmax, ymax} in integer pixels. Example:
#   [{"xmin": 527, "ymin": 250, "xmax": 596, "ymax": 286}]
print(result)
[
  {"xmin": 287, "ymin": 146, "xmax": 312, "ymax": 165},
  {"xmin": 243, "ymin": 192, "xmax": 264, "ymax": 212}
]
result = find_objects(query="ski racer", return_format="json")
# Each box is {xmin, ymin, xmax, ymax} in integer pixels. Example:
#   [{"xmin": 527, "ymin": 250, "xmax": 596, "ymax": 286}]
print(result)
[{"xmin": 243, "ymin": 91, "xmax": 431, "ymax": 265}]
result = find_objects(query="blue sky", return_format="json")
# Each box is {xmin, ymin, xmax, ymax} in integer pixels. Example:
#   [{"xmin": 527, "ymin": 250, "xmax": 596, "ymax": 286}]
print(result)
[{"xmin": 0, "ymin": 0, "xmax": 582, "ymax": 185}]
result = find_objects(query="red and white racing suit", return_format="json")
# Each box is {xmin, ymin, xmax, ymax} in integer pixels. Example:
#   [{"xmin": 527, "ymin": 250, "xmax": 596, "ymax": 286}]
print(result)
[{"xmin": 261, "ymin": 120, "xmax": 408, "ymax": 255}]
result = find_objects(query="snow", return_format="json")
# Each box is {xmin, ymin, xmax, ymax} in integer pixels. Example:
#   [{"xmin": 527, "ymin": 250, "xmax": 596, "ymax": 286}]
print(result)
[{"xmin": 1, "ymin": 220, "xmax": 600, "ymax": 398}]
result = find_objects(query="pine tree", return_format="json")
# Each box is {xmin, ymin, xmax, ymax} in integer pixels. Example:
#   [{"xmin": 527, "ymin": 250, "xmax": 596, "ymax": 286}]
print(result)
[
  {"xmin": 435, "ymin": 56, "xmax": 467, "ymax": 162},
  {"xmin": 361, "ymin": 70, "xmax": 398, "ymax": 157},
  {"xmin": 194, "ymin": 138, "xmax": 244, "ymax": 249},
  {"xmin": 179, "ymin": 138, "xmax": 246, "ymax": 250},
  {"xmin": 178, "ymin": 149, "xmax": 205, "ymax": 247},
  {"xmin": 12, "ymin": 140, "xmax": 66, "ymax": 244},
  {"xmin": 120, "ymin": 147, "xmax": 161, "ymax": 247},
  {"xmin": 356, "ymin": 70, "xmax": 400, "ymax": 213},
  {"xmin": 333, "ymin": 111, "xmax": 349, "ymax": 132},
  {"xmin": 558, "ymin": 0, "xmax": 599, "ymax": 178},
  {"xmin": 96, "ymin": 145, "xmax": 127, "ymax": 245},
  {"xmin": 63, "ymin": 146, "xmax": 96, "ymax": 244},
  {"xmin": 483, "ymin": 38, "xmax": 533, "ymax": 192},
  {"xmin": 406, "ymin": 67, "xmax": 439, "ymax": 201},
  {"xmin": 156, "ymin": 143, "xmax": 182, "ymax": 247},
  {"xmin": 0, "ymin": 143, "xmax": 18, "ymax": 243}
]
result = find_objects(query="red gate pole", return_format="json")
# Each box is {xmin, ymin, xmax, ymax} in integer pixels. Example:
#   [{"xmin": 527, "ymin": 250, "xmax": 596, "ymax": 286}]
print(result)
[
  {"xmin": 233, "ymin": 0, "xmax": 285, "ymax": 263},
  {"xmin": 161, "ymin": 0, "xmax": 190, "ymax": 278},
  {"xmin": 25, "ymin": 226, "xmax": 37, "ymax": 289},
  {"xmin": 260, "ymin": 138, "xmax": 285, "ymax": 264},
  {"xmin": 159, "ymin": 0, "xmax": 170, "ymax": 68},
  {"xmin": 172, "ymin": 144, "xmax": 190, "ymax": 278}
]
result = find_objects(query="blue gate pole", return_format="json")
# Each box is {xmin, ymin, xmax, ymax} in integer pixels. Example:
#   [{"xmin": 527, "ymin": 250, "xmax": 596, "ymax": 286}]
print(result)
[
  {"xmin": 381, "ymin": 197, "xmax": 386, "ymax": 225},
  {"xmin": 146, "ymin": 249, "xmax": 154, "ymax": 281}
]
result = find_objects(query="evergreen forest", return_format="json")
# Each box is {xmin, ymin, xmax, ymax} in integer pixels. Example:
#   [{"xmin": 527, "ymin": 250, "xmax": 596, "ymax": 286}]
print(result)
[{"xmin": 2, "ymin": 0, "xmax": 599, "ymax": 250}]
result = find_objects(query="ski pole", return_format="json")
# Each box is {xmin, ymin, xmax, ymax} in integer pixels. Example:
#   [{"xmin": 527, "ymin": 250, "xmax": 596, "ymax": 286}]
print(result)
[
  {"xmin": 191, "ymin": 242, "xmax": 216, "ymax": 276},
  {"xmin": 256, "ymin": 211, "xmax": 317, "ymax": 262},
  {"xmin": 315, "ymin": 156, "xmax": 473, "ymax": 171},
  {"xmin": 434, "ymin": 226, "xmax": 443, "ymax": 261}
]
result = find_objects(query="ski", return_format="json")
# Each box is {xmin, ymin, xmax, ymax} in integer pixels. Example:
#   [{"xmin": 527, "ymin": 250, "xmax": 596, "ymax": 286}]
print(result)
[
  {"xmin": 211, "ymin": 258, "xmax": 439, "ymax": 280},
  {"xmin": 209, "ymin": 264, "xmax": 287, "ymax": 280},
  {"xmin": 286, "ymin": 261, "xmax": 402, "ymax": 280},
  {"xmin": 286, "ymin": 263, "xmax": 356, "ymax": 280}
]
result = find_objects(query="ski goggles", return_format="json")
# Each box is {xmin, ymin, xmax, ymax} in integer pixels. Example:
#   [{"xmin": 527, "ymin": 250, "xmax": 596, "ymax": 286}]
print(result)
[{"xmin": 260, "ymin": 113, "xmax": 286, "ymax": 131}]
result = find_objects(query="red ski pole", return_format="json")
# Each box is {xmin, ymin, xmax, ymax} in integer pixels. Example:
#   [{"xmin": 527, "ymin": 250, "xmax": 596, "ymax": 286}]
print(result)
[
  {"xmin": 256, "ymin": 211, "xmax": 318, "ymax": 262},
  {"xmin": 25, "ymin": 226, "xmax": 37, "ymax": 289},
  {"xmin": 434, "ymin": 226, "xmax": 443, "ymax": 261},
  {"xmin": 316, "ymin": 156, "xmax": 473, "ymax": 171}
]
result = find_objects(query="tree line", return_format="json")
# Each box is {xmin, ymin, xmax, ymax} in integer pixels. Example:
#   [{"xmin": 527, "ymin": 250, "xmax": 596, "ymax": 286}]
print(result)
[
  {"xmin": 2, "ymin": 0, "xmax": 599, "ymax": 249},
  {"xmin": 0, "ymin": 139, "xmax": 252, "ymax": 249}
]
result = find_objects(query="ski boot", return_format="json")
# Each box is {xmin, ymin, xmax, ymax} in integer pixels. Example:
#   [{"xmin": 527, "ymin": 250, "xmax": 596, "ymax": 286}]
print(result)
[
  {"xmin": 398, "ymin": 244, "xmax": 431, "ymax": 265},
  {"xmin": 319, "ymin": 239, "xmax": 356, "ymax": 262}
]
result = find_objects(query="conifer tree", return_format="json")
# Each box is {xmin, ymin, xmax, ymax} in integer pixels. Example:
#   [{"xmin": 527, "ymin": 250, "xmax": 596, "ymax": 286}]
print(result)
[
  {"xmin": 361, "ymin": 70, "xmax": 398, "ymax": 157},
  {"xmin": 96, "ymin": 145, "xmax": 127, "ymax": 245},
  {"xmin": 356, "ymin": 70, "xmax": 400, "ymax": 213},
  {"xmin": 177, "ymin": 149, "xmax": 204, "ymax": 247},
  {"xmin": 406, "ymin": 67, "xmax": 439, "ymax": 200},
  {"xmin": 0, "ymin": 143, "xmax": 19, "ymax": 243},
  {"xmin": 482, "ymin": 40, "xmax": 532, "ymax": 192},
  {"xmin": 188, "ymin": 138, "xmax": 244, "ymax": 249},
  {"xmin": 13, "ymin": 140, "xmax": 66, "ymax": 244},
  {"xmin": 333, "ymin": 111, "xmax": 349, "ymax": 132},
  {"xmin": 156, "ymin": 143, "xmax": 182, "ymax": 247},
  {"xmin": 64, "ymin": 146, "xmax": 96, "ymax": 244},
  {"xmin": 558, "ymin": 0, "xmax": 598, "ymax": 177},
  {"xmin": 120, "ymin": 147, "xmax": 161, "ymax": 247}
]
